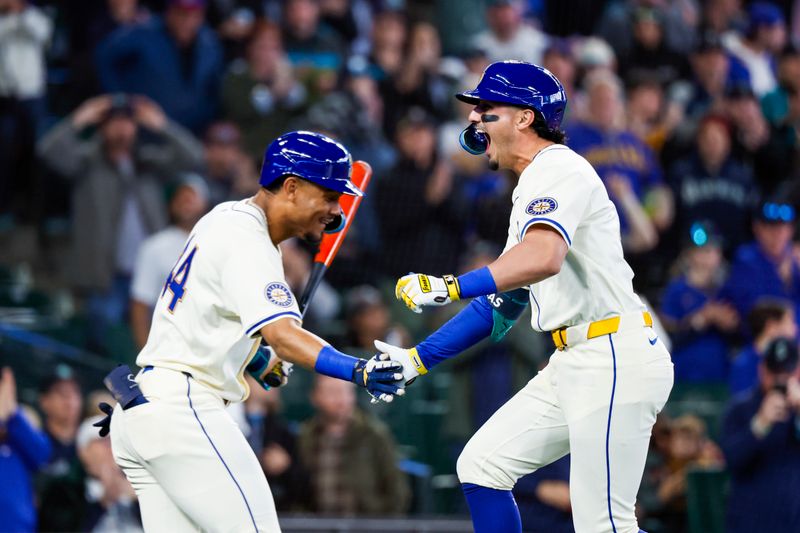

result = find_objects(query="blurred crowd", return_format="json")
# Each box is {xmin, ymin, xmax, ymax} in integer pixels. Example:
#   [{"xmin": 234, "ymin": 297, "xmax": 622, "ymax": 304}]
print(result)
[{"xmin": 2, "ymin": 0, "xmax": 800, "ymax": 531}]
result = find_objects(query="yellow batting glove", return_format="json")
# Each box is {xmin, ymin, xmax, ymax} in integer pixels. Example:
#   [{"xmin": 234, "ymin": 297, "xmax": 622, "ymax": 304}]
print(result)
[{"xmin": 395, "ymin": 273, "xmax": 460, "ymax": 313}]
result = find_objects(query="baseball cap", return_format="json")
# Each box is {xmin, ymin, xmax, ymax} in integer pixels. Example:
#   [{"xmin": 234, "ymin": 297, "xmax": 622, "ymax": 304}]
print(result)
[
  {"xmin": 763, "ymin": 336, "xmax": 798, "ymax": 373},
  {"xmin": 346, "ymin": 285, "xmax": 385, "ymax": 316},
  {"xmin": 39, "ymin": 364, "xmax": 79, "ymax": 394},
  {"xmin": 748, "ymin": 2, "xmax": 784, "ymax": 31},
  {"xmin": 686, "ymin": 220, "xmax": 723, "ymax": 248},
  {"xmin": 756, "ymin": 200, "xmax": 796, "ymax": 224}
]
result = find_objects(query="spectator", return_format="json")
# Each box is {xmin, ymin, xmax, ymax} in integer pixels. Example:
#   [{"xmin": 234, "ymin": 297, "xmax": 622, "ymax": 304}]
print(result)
[
  {"xmin": 245, "ymin": 383, "xmax": 308, "ymax": 511},
  {"xmin": 297, "ymin": 375, "xmax": 409, "ymax": 515},
  {"xmin": 0, "ymin": 0, "xmax": 52, "ymax": 224},
  {"xmin": 36, "ymin": 365, "xmax": 87, "ymax": 532},
  {"xmin": 596, "ymin": 0, "xmax": 699, "ymax": 59},
  {"xmin": 721, "ymin": 198, "xmax": 800, "ymax": 323},
  {"xmin": 625, "ymin": 74, "xmax": 683, "ymax": 154},
  {"xmin": 683, "ymin": 31, "xmax": 736, "ymax": 122},
  {"xmin": 730, "ymin": 301, "xmax": 798, "ymax": 394},
  {"xmin": 666, "ymin": 114, "xmax": 759, "ymax": 255},
  {"xmin": 567, "ymin": 70, "xmax": 672, "ymax": 254},
  {"xmin": 761, "ymin": 44, "xmax": 800, "ymax": 127},
  {"xmin": 723, "ymin": 2, "xmax": 786, "ymax": 98},
  {"xmin": 303, "ymin": 58, "xmax": 396, "ymax": 178},
  {"xmin": 339, "ymin": 285, "xmax": 409, "ymax": 356},
  {"xmin": 129, "ymin": 175, "xmax": 210, "ymax": 349},
  {"xmin": 472, "ymin": 0, "xmax": 549, "ymax": 65},
  {"xmin": 641, "ymin": 414, "xmax": 724, "ymax": 533},
  {"xmin": 279, "ymin": 238, "xmax": 341, "ymax": 332},
  {"xmin": 660, "ymin": 221, "xmax": 738, "ymax": 384},
  {"xmin": 222, "ymin": 20, "xmax": 307, "ymax": 160},
  {"xmin": 380, "ymin": 21, "xmax": 452, "ymax": 139},
  {"xmin": 96, "ymin": 0, "xmax": 224, "ymax": 133},
  {"xmin": 0, "ymin": 367, "xmax": 52, "ymax": 533},
  {"xmin": 374, "ymin": 108, "xmax": 467, "ymax": 276},
  {"xmin": 723, "ymin": 82, "xmax": 791, "ymax": 195},
  {"xmin": 720, "ymin": 335, "xmax": 800, "ymax": 533},
  {"xmin": 202, "ymin": 121, "xmax": 259, "ymax": 206},
  {"xmin": 37, "ymin": 94, "xmax": 204, "ymax": 353},
  {"xmin": 514, "ymin": 456, "xmax": 573, "ymax": 533},
  {"xmin": 367, "ymin": 7, "xmax": 407, "ymax": 80},
  {"xmin": 617, "ymin": 6, "xmax": 689, "ymax": 86},
  {"xmin": 75, "ymin": 415, "xmax": 142, "ymax": 532},
  {"xmin": 282, "ymin": 0, "xmax": 346, "ymax": 97}
]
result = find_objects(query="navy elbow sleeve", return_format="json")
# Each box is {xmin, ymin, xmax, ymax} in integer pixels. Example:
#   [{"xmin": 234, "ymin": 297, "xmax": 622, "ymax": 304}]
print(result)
[{"xmin": 415, "ymin": 298, "xmax": 494, "ymax": 369}]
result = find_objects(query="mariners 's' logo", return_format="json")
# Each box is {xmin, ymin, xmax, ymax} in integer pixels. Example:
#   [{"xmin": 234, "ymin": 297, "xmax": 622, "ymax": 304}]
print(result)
[
  {"xmin": 526, "ymin": 197, "xmax": 558, "ymax": 215},
  {"xmin": 264, "ymin": 282, "xmax": 293, "ymax": 307}
]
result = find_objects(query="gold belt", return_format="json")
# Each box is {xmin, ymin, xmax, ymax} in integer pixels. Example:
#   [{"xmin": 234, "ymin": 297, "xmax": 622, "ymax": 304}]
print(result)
[{"xmin": 551, "ymin": 312, "xmax": 653, "ymax": 351}]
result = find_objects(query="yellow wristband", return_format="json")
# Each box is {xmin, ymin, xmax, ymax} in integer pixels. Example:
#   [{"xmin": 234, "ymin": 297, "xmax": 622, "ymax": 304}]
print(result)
[
  {"xmin": 408, "ymin": 347, "xmax": 428, "ymax": 375},
  {"xmin": 442, "ymin": 274, "xmax": 461, "ymax": 301}
]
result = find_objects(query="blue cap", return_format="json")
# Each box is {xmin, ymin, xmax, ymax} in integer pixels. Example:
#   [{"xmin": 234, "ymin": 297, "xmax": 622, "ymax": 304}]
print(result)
[
  {"xmin": 748, "ymin": 2, "xmax": 784, "ymax": 31},
  {"xmin": 456, "ymin": 60, "xmax": 568, "ymax": 131},
  {"xmin": 757, "ymin": 201, "xmax": 795, "ymax": 223},
  {"xmin": 687, "ymin": 221, "xmax": 723, "ymax": 248},
  {"xmin": 259, "ymin": 131, "xmax": 361, "ymax": 196}
]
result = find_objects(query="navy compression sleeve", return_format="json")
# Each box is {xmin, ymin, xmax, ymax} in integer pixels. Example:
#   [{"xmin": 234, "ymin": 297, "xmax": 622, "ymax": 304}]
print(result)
[{"xmin": 415, "ymin": 288, "xmax": 529, "ymax": 370}]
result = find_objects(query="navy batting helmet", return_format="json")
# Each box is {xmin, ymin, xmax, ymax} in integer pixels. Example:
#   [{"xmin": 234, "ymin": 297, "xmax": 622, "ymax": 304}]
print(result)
[
  {"xmin": 456, "ymin": 60, "xmax": 567, "ymax": 131},
  {"xmin": 259, "ymin": 131, "xmax": 362, "ymax": 196}
]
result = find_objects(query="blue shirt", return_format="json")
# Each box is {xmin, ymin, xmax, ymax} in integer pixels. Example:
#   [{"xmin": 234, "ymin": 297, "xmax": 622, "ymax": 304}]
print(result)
[
  {"xmin": 729, "ymin": 344, "xmax": 760, "ymax": 395},
  {"xmin": 565, "ymin": 122, "xmax": 663, "ymax": 232},
  {"xmin": 720, "ymin": 389, "xmax": 800, "ymax": 532},
  {"xmin": 96, "ymin": 17, "xmax": 223, "ymax": 133},
  {"xmin": 0, "ymin": 410, "xmax": 52, "ymax": 533},
  {"xmin": 720, "ymin": 242, "xmax": 800, "ymax": 326},
  {"xmin": 660, "ymin": 276, "xmax": 731, "ymax": 383},
  {"xmin": 666, "ymin": 153, "xmax": 758, "ymax": 255}
]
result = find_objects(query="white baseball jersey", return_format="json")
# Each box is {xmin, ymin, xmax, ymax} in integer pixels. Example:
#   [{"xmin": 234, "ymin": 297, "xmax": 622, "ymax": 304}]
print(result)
[
  {"xmin": 130, "ymin": 226, "xmax": 190, "ymax": 307},
  {"xmin": 503, "ymin": 144, "xmax": 645, "ymax": 332},
  {"xmin": 137, "ymin": 199, "xmax": 301, "ymax": 403}
]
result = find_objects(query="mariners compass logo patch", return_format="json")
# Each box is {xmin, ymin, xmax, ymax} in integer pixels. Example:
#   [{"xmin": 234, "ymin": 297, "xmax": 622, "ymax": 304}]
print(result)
[
  {"xmin": 526, "ymin": 197, "xmax": 558, "ymax": 216},
  {"xmin": 265, "ymin": 282, "xmax": 293, "ymax": 307}
]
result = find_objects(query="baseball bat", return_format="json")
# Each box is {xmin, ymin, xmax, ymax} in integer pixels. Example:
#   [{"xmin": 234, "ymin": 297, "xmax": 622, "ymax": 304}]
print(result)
[
  {"xmin": 297, "ymin": 160, "xmax": 373, "ymax": 315},
  {"xmin": 263, "ymin": 160, "xmax": 373, "ymax": 386}
]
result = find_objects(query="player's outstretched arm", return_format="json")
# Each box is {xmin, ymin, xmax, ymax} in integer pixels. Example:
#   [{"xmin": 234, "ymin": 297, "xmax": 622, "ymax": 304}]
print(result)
[
  {"xmin": 259, "ymin": 318, "xmax": 405, "ymax": 403},
  {"xmin": 395, "ymin": 226, "xmax": 567, "ymax": 314},
  {"xmin": 377, "ymin": 287, "xmax": 529, "ymax": 385}
]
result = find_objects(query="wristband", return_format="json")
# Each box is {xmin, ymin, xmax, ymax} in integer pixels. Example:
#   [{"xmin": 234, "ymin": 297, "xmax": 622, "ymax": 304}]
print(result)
[
  {"xmin": 314, "ymin": 345, "xmax": 360, "ymax": 381},
  {"xmin": 457, "ymin": 266, "xmax": 498, "ymax": 299}
]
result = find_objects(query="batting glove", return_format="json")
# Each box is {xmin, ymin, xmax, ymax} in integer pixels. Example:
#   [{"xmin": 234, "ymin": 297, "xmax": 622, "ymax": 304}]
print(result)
[
  {"xmin": 247, "ymin": 344, "xmax": 293, "ymax": 390},
  {"xmin": 374, "ymin": 340, "xmax": 427, "ymax": 385},
  {"xmin": 395, "ymin": 273, "xmax": 460, "ymax": 314},
  {"xmin": 352, "ymin": 353, "xmax": 406, "ymax": 403}
]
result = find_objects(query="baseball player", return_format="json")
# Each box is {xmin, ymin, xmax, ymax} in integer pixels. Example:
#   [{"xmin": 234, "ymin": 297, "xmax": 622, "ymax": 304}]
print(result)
[
  {"xmin": 104, "ymin": 131, "xmax": 405, "ymax": 532},
  {"xmin": 375, "ymin": 61, "xmax": 674, "ymax": 533}
]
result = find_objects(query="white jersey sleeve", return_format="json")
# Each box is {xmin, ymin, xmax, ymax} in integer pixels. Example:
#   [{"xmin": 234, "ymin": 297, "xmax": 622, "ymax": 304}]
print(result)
[
  {"xmin": 220, "ymin": 234, "xmax": 302, "ymax": 338},
  {"xmin": 510, "ymin": 148, "xmax": 592, "ymax": 248}
]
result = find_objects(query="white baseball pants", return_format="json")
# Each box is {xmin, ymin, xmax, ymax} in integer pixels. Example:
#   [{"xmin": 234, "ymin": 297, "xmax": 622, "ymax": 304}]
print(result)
[
  {"xmin": 456, "ymin": 314, "xmax": 673, "ymax": 533},
  {"xmin": 110, "ymin": 367, "xmax": 280, "ymax": 532}
]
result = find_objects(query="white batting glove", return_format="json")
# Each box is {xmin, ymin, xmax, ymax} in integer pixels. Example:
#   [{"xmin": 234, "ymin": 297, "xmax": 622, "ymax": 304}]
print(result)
[
  {"xmin": 374, "ymin": 340, "xmax": 428, "ymax": 385},
  {"xmin": 395, "ymin": 273, "xmax": 460, "ymax": 314}
]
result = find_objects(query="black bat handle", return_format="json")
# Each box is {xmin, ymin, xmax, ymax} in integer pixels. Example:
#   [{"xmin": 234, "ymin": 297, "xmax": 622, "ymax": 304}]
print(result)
[{"xmin": 298, "ymin": 262, "xmax": 327, "ymax": 318}]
